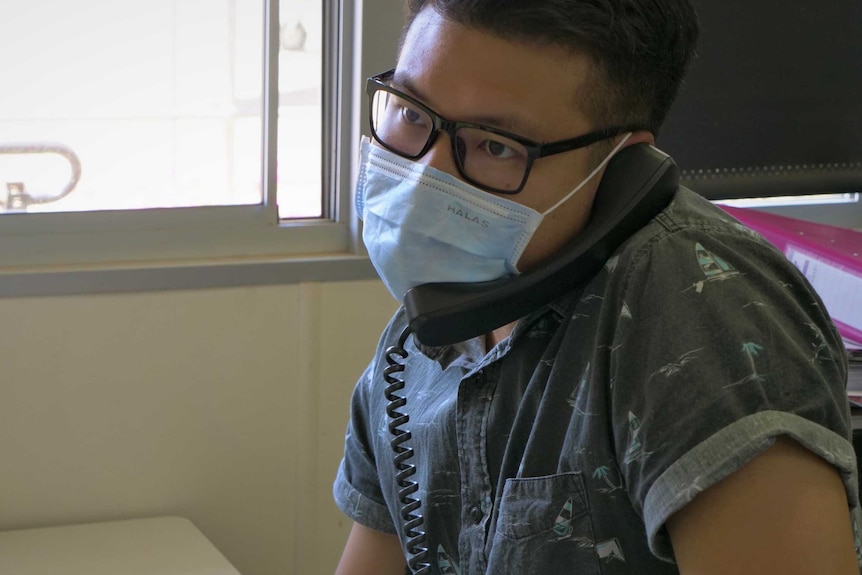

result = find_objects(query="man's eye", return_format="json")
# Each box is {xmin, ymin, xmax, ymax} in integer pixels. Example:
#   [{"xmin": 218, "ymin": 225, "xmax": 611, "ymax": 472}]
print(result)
[
  {"xmin": 480, "ymin": 139, "xmax": 519, "ymax": 159},
  {"xmin": 399, "ymin": 106, "xmax": 424, "ymax": 125}
]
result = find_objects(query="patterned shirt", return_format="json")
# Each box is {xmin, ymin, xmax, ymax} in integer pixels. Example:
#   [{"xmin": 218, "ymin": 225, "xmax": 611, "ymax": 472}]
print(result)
[{"xmin": 334, "ymin": 188, "xmax": 861, "ymax": 574}]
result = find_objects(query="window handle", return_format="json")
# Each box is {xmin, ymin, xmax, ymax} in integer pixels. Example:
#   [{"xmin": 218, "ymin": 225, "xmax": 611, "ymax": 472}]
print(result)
[{"xmin": 0, "ymin": 142, "xmax": 81, "ymax": 211}]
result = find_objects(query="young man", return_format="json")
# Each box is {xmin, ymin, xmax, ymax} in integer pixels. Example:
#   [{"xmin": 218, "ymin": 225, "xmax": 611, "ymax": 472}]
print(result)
[{"xmin": 335, "ymin": 1, "xmax": 861, "ymax": 573}]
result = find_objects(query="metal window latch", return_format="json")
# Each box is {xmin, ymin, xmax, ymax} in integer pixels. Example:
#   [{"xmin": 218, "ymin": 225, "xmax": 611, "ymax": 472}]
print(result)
[
  {"xmin": 0, "ymin": 142, "xmax": 82, "ymax": 212},
  {"xmin": 4, "ymin": 182, "xmax": 31, "ymax": 213}
]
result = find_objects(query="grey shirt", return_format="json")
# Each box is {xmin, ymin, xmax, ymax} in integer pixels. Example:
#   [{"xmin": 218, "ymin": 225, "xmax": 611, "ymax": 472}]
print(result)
[{"xmin": 334, "ymin": 188, "xmax": 861, "ymax": 574}]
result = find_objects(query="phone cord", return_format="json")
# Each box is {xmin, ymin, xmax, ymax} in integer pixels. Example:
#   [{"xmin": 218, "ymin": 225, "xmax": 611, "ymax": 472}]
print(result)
[{"xmin": 384, "ymin": 325, "xmax": 430, "ymax": 575}]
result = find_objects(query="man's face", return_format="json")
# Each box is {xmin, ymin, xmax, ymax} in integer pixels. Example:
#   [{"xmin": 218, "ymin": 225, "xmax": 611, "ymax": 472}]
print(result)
[{"xmin": 395, "ymin": 7, "xmax": 608, "ymax": 273}]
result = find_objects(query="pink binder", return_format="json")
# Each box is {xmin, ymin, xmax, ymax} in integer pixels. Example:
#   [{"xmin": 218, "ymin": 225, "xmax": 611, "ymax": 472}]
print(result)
[{"xmin": 719, "ymin": 205, "xmax": 862, "ymax": 348}]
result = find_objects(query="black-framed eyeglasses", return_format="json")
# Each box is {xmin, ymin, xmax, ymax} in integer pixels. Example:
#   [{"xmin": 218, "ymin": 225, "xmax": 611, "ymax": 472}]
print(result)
[{"xmin": 366, "ymin": 69, "xmax": 645, "ymax": 194}]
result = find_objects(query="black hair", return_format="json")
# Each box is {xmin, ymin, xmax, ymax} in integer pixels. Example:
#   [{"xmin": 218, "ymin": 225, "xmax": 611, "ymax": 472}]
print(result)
[{"xmin": 400, "ymin": 0, "xmax": 699, "ymax": 137}]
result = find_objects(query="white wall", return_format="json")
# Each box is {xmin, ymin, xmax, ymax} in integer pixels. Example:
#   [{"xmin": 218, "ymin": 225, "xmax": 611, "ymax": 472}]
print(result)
[
  {"xmin": 0, "ymin": 1, "xmax": 405, "ymax": 574},
  {"xmin": 0, "ymin": 280, "xmax": 398, "ymax": 575},
  {"xmin": 0, "ymin": 1, "xmax": 405, "ymax": 573}
]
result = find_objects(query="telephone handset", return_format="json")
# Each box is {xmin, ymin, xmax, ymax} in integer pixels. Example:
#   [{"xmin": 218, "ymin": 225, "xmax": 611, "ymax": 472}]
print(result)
[
  {"xmin": 385, "ymin": 143, "xmax": 680, "ymax": 574},
  {"xmin": 402, "ymin": 143, "xmax": 680, "ymax": 347}
]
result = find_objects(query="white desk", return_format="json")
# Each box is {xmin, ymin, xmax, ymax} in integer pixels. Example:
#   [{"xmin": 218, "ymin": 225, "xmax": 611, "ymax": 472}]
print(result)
[{"xmin": 0, "ymin": 517, "xmax": 240, "ymax": 575}]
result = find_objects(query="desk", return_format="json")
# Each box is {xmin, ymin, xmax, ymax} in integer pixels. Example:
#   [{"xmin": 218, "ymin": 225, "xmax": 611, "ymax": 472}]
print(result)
[{"xmin": 0, "ymin": 517, "xmax": 240, "ymax": 575}]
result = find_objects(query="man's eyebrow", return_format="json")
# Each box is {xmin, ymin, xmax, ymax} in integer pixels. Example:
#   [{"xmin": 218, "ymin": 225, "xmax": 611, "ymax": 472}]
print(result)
[
  {"xmin": 468, "ymin": 113, "xmax": 543, "ymax": 140},
  {"xmin": 392, "ymin": 71, "xmax": 544, "ymax": 140}
]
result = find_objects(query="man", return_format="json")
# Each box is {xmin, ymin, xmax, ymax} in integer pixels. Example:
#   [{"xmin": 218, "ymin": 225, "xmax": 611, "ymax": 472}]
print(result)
[{"xmin": 334, "ymin": 1, "xmax": 861, "ymax": 573}]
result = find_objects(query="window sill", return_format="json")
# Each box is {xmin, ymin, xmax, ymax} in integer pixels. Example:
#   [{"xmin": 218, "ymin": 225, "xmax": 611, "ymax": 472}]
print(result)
[{"xmin": 0, "ymin": 253, "xmax": 378, "ymax": 298}]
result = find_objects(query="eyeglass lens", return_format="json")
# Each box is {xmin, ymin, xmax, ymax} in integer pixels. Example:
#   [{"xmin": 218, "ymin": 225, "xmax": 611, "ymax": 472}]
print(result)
[{"xmin": 370, "ymin": 88, "xmax": 530, "ymax": 192}]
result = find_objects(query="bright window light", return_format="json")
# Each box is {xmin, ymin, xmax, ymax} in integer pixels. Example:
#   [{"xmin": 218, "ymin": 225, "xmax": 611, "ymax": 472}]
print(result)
[{"xmin": 0, "ymin": 0, "xmax": 323, "ymax": 219}]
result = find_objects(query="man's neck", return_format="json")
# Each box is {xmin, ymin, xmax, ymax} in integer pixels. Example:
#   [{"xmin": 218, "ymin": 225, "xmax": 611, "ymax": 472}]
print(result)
[{"xmin": 485, "ymin": 321, "xmax": 517, "ymax": 351}]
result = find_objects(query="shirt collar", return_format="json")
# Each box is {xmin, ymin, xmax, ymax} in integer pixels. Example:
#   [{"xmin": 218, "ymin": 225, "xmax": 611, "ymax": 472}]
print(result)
[{"xmin": 412, "ymin": 293, "xmax": 572, "ymax": 371}]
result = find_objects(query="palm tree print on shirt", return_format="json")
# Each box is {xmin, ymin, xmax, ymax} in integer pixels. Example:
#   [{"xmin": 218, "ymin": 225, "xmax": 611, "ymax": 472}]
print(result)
[
  {"xmin": 725, "ymin": 342, "xmax": 767, "ymax": 388},
  {"xmin": 593, "ymin": 465, "xmax": 623, "ymax": 494}
]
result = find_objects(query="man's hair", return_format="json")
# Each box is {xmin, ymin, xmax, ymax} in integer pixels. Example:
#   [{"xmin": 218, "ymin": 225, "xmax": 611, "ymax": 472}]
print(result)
[{"xmin": 400, "ymin": 0, "xmax": 699, "ymax": 139}]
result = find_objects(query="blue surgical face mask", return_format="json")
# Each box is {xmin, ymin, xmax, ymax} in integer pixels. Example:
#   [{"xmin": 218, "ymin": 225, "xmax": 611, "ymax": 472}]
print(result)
[{"xmin": 355, "ymin": 135, "xmax": 630, "ymax": 301}]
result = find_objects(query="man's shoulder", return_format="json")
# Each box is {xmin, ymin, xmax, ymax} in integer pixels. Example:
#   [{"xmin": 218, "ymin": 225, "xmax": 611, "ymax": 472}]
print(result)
[
  {"xmin": 629, "ymin": 186, "xmax": 748, "ymax": 241},
  {"xmin": 613, "ymin": 186, "xmax": 778, "ymax": 269}
]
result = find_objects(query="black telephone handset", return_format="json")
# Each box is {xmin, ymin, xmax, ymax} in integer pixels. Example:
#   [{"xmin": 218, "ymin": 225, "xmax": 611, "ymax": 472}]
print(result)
[
  {"xmin": 385, "ymin": 143, "xmax": 680, "ymax": 574},
  {"xmin": 403, "ymin": 143, "xmax": 680, "ymax": 347}
]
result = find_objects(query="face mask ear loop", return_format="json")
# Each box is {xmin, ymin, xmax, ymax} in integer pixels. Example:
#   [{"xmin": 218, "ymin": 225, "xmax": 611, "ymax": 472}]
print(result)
[{"xmin": 541, "ymin": 132, "xmax": 633, "ymax": 216}]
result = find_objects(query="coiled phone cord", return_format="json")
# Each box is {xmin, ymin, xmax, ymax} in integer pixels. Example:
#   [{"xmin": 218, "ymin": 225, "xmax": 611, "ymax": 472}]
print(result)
[{"xmin": 384, "ymin": 325, "xmax": 430, "ymax": 575}]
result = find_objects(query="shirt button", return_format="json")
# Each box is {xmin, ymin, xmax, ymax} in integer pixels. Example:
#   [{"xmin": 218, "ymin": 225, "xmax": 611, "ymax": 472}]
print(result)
[{"xmin": 469, "ymin": 505, "xmax": 483, "ymax": 524}]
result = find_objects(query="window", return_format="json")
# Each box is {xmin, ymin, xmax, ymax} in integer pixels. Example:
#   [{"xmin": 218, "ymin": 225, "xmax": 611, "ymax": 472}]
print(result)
[{"xmin": 0, "ymin": 0, "xmax": 370, "ymax": 281}]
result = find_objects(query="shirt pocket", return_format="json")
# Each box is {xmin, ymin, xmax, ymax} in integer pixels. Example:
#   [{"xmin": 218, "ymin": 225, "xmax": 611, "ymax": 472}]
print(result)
[{"xmin": 487, "ymin": 472, "xmax": 601, "ymax": 575}]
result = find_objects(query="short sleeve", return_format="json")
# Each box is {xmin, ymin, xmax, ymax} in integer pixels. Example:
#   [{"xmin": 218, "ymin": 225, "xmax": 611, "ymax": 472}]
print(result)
[
  {"xmin": 333, "ymin": 362, "xmax": 398, "ymax": 534},
  {"xmin": 608, "ymin": 208, "xmax": 855, "ymax": 561}
]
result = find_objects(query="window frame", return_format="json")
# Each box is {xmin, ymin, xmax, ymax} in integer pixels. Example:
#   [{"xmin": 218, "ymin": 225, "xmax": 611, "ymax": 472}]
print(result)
[{"xmin": 0, "ymin": 0, "xmax": 378, "ymax": 296}]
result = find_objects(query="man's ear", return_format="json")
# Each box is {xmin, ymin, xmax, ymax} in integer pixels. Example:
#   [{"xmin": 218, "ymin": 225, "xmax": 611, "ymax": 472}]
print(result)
[
  {"xmin": 591, "ymin": 130, "xmax": 655, "ymax": 187},
  {"xmin": 624, "ymin": 130, "xmax": 655, "ymax": 147}
]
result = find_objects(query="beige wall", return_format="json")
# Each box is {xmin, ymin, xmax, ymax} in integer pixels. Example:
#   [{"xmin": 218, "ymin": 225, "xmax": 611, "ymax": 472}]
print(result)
[
  {"xmin": 0, "ymin": 279, "xmax": 398, "ymax": 575},
  {"xmin": 0, "ymin": 2, "xmax": 404, "ymax": 573}
]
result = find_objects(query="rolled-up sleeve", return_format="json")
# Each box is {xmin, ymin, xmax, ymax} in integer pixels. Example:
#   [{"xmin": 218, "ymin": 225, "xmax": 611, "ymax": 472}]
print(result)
[
  {"xmin": 333, "ymin": 363, "xmax": 397, "ymax": 533},
  {"xmin": 608, "ymin": 213, "xmax": 855, "ymax": 562}
]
